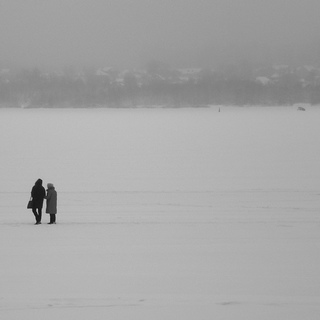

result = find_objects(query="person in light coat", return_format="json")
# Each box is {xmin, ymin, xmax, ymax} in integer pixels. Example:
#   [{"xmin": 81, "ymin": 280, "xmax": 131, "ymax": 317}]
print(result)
[{"xmin": 46, "ymin": 183, "xmax": 57, "ymax": 224}]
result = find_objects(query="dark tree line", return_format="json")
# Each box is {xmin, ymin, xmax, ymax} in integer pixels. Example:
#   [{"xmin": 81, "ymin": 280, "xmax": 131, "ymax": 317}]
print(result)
[{"xmin": 0, "ymin": 66, "xmax": 319, "ymax": 107}]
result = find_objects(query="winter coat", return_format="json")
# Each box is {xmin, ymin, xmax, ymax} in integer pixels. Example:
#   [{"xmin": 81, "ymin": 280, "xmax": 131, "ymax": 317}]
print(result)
[
  {"xmin": 31, "ymin": 179, "xmax": 46, "ymax": 209},
  {"xmin": 46, "ymin": 186, "xmax": 57, "ymax": 214}
]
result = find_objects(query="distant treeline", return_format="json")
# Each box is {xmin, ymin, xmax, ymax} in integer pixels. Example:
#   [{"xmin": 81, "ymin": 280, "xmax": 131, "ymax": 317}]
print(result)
[{"xmin": 0, "ymin": 65, "xmax": 320, "ymax": 107}]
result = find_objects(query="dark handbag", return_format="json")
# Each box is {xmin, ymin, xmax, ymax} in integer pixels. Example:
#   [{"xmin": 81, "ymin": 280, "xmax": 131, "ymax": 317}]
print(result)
[{"xmin": 27, "ymin": 197, "xmax": 33, "ymax": 209}]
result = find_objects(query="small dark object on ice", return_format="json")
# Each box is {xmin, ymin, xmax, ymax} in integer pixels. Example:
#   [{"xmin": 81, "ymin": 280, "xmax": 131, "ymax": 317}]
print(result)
[{"xmin": 297, "ymin": 106, "xmax": 306, "ymax": 111}]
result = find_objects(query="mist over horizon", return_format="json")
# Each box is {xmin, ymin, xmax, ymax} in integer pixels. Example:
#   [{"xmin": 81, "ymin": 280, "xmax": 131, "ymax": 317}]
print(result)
[{"xmin": 0, "ymin": 0, "xmax": 320, "ymax": 71}]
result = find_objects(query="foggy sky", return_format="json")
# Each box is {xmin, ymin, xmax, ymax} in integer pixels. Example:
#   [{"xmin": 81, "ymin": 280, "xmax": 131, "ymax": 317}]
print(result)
[{"xmin": 0, "ymin": 0, "xmax": 320, "ymax": 70}]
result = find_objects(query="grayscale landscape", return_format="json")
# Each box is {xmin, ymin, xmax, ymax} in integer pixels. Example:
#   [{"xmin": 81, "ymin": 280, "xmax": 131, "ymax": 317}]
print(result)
[{"xmin": 1, "ymin": 1, "xmax": 320, "ymax": 319}]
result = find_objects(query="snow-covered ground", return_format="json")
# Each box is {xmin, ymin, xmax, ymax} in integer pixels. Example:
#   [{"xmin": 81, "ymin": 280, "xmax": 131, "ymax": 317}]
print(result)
[{"xmin": 0, "ymin": 106, "xmax": 320, "ymax": 319}]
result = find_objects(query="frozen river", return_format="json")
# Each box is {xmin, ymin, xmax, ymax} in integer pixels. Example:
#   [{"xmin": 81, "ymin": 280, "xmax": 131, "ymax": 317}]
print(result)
[{"xmin": 0, "ymin": 106, "xmax": 320, "ymax": 319}]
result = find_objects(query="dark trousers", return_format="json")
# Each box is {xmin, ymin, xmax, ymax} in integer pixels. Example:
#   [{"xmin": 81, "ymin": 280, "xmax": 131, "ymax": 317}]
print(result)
[
  {"xmin": 50, "ymin": 214, "xmax": 56, "ymax": 223},
  {"xmin": 32, "ymin": 207, "xmax": 42, "ymax": 223}
]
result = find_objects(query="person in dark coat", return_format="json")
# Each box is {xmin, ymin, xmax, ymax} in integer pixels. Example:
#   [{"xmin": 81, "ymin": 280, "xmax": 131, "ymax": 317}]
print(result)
[
  {"xmin": 31, "ymin": 179, "xmax": 46, "ymax": 224},
  {"xmin": 46, "ymin": 183, "xmax": 57, "ymax": 224}
]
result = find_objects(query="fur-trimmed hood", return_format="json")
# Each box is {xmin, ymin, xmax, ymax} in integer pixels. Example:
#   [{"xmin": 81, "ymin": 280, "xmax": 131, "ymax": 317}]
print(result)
[{"xmin": 47, "ymin": 183, "xmax": 55, "ymax": 190}]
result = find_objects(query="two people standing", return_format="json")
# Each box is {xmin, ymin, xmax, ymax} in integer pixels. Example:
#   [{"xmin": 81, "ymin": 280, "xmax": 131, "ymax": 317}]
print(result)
[{"xmin": 30, "ymin": 179, "xmax": 57, "ymax": 225}]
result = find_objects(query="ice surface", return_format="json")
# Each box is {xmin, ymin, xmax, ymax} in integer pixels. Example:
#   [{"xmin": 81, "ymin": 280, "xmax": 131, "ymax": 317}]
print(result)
[{"xmin": 0, "ymin": 106, "xmax": 320, "ymax": 319}]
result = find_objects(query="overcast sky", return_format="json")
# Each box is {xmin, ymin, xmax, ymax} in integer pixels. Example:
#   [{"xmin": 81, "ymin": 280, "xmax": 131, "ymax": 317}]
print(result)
[{"xmin": 0, "ymin": 0, "xmax": 319, "ymax": 70}]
